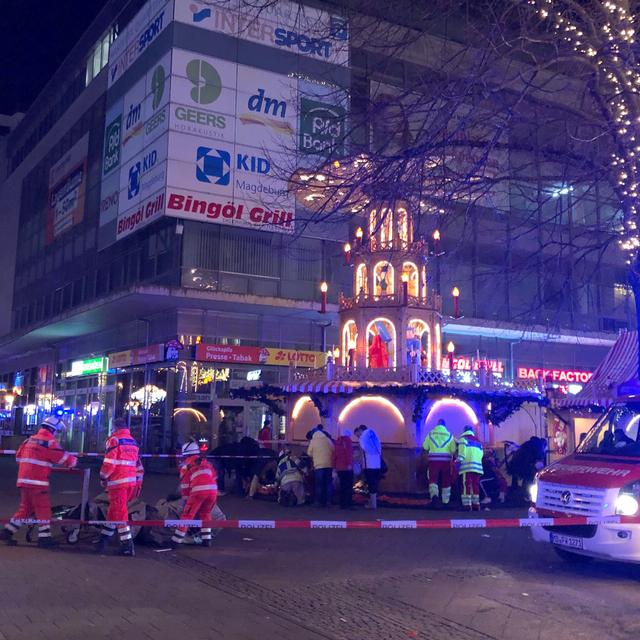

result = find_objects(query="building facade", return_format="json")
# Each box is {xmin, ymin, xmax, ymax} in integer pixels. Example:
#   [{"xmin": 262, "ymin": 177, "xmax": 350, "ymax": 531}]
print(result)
[{"xmin": 0, "ymin": 0, "xmax": 630, "ymax": 452}]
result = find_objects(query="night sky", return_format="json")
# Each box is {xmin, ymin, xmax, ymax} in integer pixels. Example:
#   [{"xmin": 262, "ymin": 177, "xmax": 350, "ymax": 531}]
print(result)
[{"xmin": 0, "ymin": 1, "xmax": 104, "ymax": 114}]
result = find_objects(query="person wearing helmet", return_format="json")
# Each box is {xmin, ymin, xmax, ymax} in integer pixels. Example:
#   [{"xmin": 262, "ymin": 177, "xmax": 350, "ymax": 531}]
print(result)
[
  {"xmin": 457, "ymin": 426, "xmax": 484, "ymax": 511},
  {"xmin": 171, "ymin": 439, "xmax": 218, "ymax": 548},
  {"xmin": 95, "ymin": 417, "xmax": 141, "ymax": 557},
  {"xmin": 0, "ymin": 416, "xmax": 77, "ymax": 547}
]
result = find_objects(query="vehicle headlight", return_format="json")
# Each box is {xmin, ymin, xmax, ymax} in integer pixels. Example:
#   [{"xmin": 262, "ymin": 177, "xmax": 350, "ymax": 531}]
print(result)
[
  {"xmin": 615, "ymin": 494, "xmax": 639, "ymax": 516},
  {"xmin": 615, "ymin": 482, "xmax": 640, "ymax": 516},
  {"xmin": 529, "ymin": 480, "xmax": 538, "ymax": 504}
]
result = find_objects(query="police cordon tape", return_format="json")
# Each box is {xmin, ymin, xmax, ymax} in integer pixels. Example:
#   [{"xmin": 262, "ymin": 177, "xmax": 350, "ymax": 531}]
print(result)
[
  {"xmin": 0, "ymin": 450, "xmax": 279, "ymax": 460},
  {"xmin": 0, "ymin": 516, "xmax": 624, "ymax": 530}
]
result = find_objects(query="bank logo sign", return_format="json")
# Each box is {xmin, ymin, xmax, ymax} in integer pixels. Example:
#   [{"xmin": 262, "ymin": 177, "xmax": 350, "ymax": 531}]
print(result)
[
  {"xmin": 299, "ymin": 98, "xmax": 346, "ymax": 156},
  {"xmin": 103, "ymin": 116, "xmax": 122, "ymax": 176}
]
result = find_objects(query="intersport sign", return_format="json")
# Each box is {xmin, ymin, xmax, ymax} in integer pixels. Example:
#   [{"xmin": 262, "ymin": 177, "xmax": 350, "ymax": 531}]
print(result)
[
  {"xmin": 174, "ymin": 0, "xmax": 349, "ymax": 67},
  {"xmin": 108, "ymin": 0, "xmax": 173, "ymax": 87}
]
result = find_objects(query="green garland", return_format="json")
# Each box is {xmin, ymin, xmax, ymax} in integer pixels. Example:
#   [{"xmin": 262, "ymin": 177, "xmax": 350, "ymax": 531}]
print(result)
[
  {"xmin": 230, "ymin": 385, "xmax": 286, "ymax": 417},
  {"xmin": 310, "ymin": 394, "xmax": 330, "ymax": 419},
  {"xmin": 233, "ymin": 383, "xmax": 544, "ymax": 426}
]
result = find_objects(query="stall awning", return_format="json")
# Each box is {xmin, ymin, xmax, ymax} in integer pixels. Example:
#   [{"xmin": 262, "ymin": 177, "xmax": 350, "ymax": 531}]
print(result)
[
  {"xmin": 557, "ymin": 331, "xmax": 638, "ymax": 409},
  {"xmin": 283, "ymin": 381, "xmax": 356, "ymax": 394}
]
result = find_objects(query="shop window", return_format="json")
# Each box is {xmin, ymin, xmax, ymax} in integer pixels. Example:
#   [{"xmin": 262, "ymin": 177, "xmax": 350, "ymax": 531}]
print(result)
[
  {"xmin": 366, "ymin": 318, "xmax": 396, "ymax": 368},
  {"xmin": 373, "ymin": 261, "xmax": 394, "ymax": 297},
  {"xmin": 401, "ymin": 262, "xmax": 419, "ymax": 297},
  {"xmin": 342, "ymin": 320, "xmax": 358, "ymax": 367},
  {"xmin": 355, "ymin": 263, "xmax": 368, "ymax": 296}
]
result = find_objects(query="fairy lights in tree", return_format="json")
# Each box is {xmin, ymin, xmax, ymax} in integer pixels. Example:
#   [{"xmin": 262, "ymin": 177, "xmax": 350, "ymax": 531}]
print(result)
[{"xmin": 528, "ymin": 0, "xmax": 640, "ymax": 262}]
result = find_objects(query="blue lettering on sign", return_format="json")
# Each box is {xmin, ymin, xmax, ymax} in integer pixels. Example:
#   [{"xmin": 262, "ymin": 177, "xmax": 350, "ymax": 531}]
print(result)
[
  {"xmin": 248, "ymin": 89, "xmax": 287, "ymax": 117},
  {"xmin": 138, "ymin": 12, "xmax": 165, "ymax": 52},
  {"xmin": 273, "ymin": 28, "xmax": 332, "ymax": 58},
  {"xmin": 236, "ymin": 154, "xmax": 270, "ymax": 174}
]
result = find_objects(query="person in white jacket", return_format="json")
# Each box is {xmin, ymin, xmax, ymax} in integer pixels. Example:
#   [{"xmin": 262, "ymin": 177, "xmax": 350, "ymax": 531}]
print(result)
[{"xmin": 354, "ymin": 424, "xmax": 382, "ymax": 509}]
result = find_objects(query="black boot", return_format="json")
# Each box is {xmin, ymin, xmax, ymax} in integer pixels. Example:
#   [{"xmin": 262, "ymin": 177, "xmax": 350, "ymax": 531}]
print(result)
[
  {"xmin": 37, "ymin": 537, "xmax": 59, "ymax": 549},
  {"xmin": 0, "ymin": 529, "xmax": 17, "ymax": 546},
  {"xmin": 119, "ymin": 540, "xmax": 135, "ymax": 557},
  {"xmin": 94, "ymin": 534, "xmax": 111, "ymax": 554}
]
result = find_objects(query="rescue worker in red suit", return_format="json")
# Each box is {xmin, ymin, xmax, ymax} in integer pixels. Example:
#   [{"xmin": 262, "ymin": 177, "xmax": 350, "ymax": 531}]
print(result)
[
  {"xmin": 171, "ymin": 440, "xmax": 218, "ymax": 548},
  {"xmin": 95, "ymin": 418, "xmax": 142, "ymax": 556},
  {"xmin": 1, "ymin": 416, "xmax": 77, "ymax": 547}
]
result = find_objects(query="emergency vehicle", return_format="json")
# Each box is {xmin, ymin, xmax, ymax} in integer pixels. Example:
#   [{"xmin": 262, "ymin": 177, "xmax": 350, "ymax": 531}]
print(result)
[{"xmin": 529, "ymin": 396, "xmax": 640, "ymax": 563}]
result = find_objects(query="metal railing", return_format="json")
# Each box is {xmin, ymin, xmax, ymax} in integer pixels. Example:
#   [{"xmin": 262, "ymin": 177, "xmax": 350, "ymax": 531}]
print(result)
[
  {"xmin": 289, "ymin": 363, "xmax": 541, "ymax": 392},
  {"xmin": 339, "ymin": 292, "xmax": 442, "ymax": 312}
]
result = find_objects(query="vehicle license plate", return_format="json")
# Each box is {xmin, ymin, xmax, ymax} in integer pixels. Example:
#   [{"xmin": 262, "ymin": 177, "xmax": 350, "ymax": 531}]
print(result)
[{"xmin": 550, "ymin": 533, "xmax": 584, "ymax": 549}]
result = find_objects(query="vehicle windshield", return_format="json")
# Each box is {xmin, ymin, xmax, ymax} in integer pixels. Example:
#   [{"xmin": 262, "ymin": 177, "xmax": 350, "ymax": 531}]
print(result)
[{"xmin": 577, "ymin": 402, "xmax": 640, "ymax": 457}]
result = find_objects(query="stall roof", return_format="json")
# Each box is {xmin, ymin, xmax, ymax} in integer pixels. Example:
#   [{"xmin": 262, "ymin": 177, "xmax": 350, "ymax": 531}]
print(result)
[{"xmin": 557, "ymin": 331, "xmax": 638, "ymax": 409}]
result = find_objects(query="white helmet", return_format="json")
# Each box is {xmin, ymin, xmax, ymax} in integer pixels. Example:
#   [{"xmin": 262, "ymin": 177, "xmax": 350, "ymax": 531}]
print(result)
[
  {"xmin": 181, "ymin": 441, "xmax": 201, "ymax": 456},
  {"xmin": 42, "ymin": 416, "xmax": 65, "ymax": 432}
]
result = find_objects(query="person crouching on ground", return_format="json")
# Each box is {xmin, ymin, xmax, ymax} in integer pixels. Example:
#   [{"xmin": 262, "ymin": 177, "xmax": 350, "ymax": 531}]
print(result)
[
  {"xmin": 276, "ymin": 448, "xmax": 305, "ymax": 506},
  {"xmin": 458, "ymin": 426, "xmax": 484, "ymax": 511},
  {"xmin": 307, "ymin": 424, "xmax": 335, "ymax": 507},
  {"xmin": 1, "ymin": 416, "xmax": 77, "ymax": 547},
  {"xmin": 354, "ymin": 424, "xmax": 382, "ymax": 510},
  {"xmin": 171, "ymin": 440, "xmax": 218, "ymax": 548}
]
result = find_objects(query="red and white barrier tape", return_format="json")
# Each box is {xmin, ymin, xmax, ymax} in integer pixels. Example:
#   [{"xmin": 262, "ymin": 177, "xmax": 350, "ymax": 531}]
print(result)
[
  {"xmin": 0, "ymin": 450, "xmax": 277, "ymax": 460},
  {"xmin": 0, "ymin": 516, "xmax": 623, "ymax": 530}
]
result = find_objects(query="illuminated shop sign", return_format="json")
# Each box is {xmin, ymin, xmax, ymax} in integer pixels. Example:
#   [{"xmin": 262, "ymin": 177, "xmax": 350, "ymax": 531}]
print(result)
[
  {"xmin": 108, "ymin": 344, "xmax": 165, "ymax": 368},
  {"xmin": 67, "ymin": 357, "xmax": 108, "ymax": 377},
  {"xmin": 439, "ymin": 356, "xmax": 505, "ymax": 373},
  {"xmin": 195, "ymin": 344, "xmax": 326, "ymax": 367},
  {"xmin": 517, "ymin": 367, "xmax": 593, "ymax": 384}
]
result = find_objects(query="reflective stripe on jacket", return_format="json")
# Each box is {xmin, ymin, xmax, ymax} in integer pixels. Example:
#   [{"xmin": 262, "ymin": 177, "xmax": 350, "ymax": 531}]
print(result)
[
  {"xmin": 180, "ymin": 456, "xmax": 218, "ymax": 497},
  {"xmin": 16, "ymin": 428, "xmax": 77, "ymax": 488},
  {"xmin": 100, "ymin": 428, "xmax": 140, "ymax": 489},
  {"xmin": 458, "ymin": 431, "xmax": 484, "ymax": 474},
  {"xmin": 276, "ymin": 456, "xmax": 303, "ymax": 486},
  {"xmin": 422, "ymin": 425, "xmax": 456, "ymax": 461}
]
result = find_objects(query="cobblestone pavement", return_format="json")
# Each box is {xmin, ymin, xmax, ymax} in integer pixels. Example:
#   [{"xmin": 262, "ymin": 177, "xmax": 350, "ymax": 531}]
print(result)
[{"xmin": 1, "ymin": 459, "xmax": 640, "ymax": 640}]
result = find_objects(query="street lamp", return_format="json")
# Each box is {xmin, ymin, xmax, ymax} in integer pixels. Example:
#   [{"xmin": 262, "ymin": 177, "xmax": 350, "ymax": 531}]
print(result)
[
  {"xmin": 344, "ymin": 242, "xmax": 351, "ymax": 264},
  {"xmin": 320, "ymin": 281, "xmax": 328, "ymax": 314},
  {"xmin": 355, "ymin": 227, "xmax": 363, "ymax": 246},
  {"xmin": 452, "ymin": 286, "xmax": 460, "ymax": 318},
  {"xmin": 446, "ymin": 340, "xmax": 455, "ymax": 372},
  {"xmin": 401, "ymin": 272, "xmax": 409, "ymax": 305}
]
